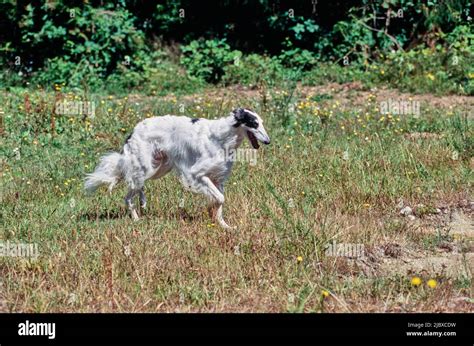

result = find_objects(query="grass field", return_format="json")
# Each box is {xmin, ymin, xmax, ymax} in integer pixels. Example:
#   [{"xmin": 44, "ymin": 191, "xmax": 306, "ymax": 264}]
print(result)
[{"xmin": 1, "ymin": 83, "xmax": 473, "ymax": 312}]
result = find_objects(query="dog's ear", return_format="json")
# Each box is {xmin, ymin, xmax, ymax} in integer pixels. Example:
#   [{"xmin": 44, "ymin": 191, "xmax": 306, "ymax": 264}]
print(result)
[
  {"xmin": 232, "ymin": 108, "xmax": 246, "ymax": 123},
  {"xmin": 232, "ymin": 108, "xmax": 259, "ymax": 129}
]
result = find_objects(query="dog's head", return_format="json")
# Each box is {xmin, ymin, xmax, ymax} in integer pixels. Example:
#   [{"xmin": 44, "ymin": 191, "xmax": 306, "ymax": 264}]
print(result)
[{"xmin": 232, "ymin": 108, "xmax": 270, "ymax": 149}]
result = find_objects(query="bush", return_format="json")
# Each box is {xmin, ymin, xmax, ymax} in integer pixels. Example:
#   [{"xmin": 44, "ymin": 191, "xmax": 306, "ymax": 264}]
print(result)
[
  {"xmin": 105, "ymin": 50, "xmax": 204, "ymax": 95},
  {"xmin": 375, "ymin": 25, "xmax": 473, "ymax": 95},
  {"xmin": 302, "ymin": 63, "xmax": 369, "ymax": 86},
  {"xmin": 2, "ymin": 3, "xmax": 147, "ymax": 90},
  {"xmin": 277, "ymin": 47, "xmax": 318, "ymax": 70},
  {"xmin": 222, "ymin": 54, "xmax": 286, "ymax": 87},
  {"xmin": 0, "ymin": 1, "xmax": 471, "ymax": 95},
  {"xmin": 180, "ymin": 39, "xmax": 241, "ymax": 83},
  {"xmin": 31, "ymin": 57, "xmax": 104, "ymax": 90}
]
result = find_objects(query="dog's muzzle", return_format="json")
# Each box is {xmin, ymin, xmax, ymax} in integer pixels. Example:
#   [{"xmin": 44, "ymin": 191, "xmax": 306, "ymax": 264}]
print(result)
[{"xmin": 247, "ymin": 130, "xmax": 270, "ymax": 149}]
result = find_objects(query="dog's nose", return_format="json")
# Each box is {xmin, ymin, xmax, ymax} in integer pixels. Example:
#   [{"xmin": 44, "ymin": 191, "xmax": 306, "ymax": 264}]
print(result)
[{"xmin": 264, "ymin": 139, "xmax": 270, "ymax": 145}]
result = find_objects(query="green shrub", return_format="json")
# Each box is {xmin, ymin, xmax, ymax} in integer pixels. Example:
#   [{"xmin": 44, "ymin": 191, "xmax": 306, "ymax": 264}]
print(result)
[
  {"xmin": 31, "ymin": 57, "xmax": 104, "ymax": 90},
  {"xmin": 277, "ymin": 47, "xmax": 318, "ymax": 70},
  {"xmin": 222, "ymin": 54, "xmax": 286, "ymax": 87},
  {"xmin": 375, "ymin": 25, "xmax": 473, "ymax": 95},
  {"xmin": 106, "ymin": 50, "xmax": 204, "ymax": 95},
  {"xmin": 301, "ymin": 63, "xmax": 369, "ymax": 86},
  {"xmin": 180, "ymin": 39, "xmax": 241, "ymax": 83},
  {"xmin": 7, "ymin": 3, "xmax": 147, "ymax": 90},
  {"xmin": 0, "ymin": 1, "xmax": 471, "ymax": 96},
  {"xmin": 301, "ymin": 22, "xmax": 473, "ymax": 96}
]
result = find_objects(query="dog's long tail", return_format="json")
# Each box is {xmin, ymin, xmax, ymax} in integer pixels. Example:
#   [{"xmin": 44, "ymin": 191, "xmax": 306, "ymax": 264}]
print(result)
[{"xmin": 84, "ymin": 152, "xmax": 123, "ymax": 194}]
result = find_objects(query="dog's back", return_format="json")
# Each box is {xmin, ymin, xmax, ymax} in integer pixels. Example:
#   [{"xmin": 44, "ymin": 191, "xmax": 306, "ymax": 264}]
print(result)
[
  {"xmin": 135, "ymin": 114, "xmax": 207, "ymax": 141},
  {"xmin": 131, "ymin": 115, "xmax": 216, "ymax": 162}
]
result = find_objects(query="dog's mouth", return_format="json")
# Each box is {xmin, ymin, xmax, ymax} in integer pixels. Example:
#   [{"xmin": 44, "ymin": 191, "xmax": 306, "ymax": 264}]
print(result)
[{"xmin": 247, "ymin": 131, "xmax": 260, "ymax": 149}]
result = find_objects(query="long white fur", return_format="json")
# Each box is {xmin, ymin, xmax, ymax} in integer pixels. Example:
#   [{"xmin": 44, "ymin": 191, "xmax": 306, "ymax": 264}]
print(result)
[{"xmin": 84, "ymin": 108, "xmax": 270, "ymax": 229}]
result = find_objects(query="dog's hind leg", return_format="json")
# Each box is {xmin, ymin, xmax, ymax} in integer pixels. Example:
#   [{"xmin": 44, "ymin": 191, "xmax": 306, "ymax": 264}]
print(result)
[{"xmin": 139, "ymin": 187, "xmax": 147, "ymax": 209}]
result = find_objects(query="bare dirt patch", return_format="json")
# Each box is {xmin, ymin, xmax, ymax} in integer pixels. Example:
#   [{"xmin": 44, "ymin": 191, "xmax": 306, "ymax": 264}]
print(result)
[
  {"xmin": 450, "ymin": 210, "xmax": 474, "ymax": 238},
  {"xmin": 300, "ymin": 83, "xmax": 474, "ymax": 115},
  {"xmin": 128, "ymin": 83, "xmax": 474, "ymax": 116},
  {"xmin": 355, "ymin": 200, "xmax": 474, "ymax": 279},
  {"xmin": 355, "ymin": 242, "xmax": 473, "ymax": 278},
  {"xmin": 379, "ymin": 253, "xmax": 473, "ymax": 278}
]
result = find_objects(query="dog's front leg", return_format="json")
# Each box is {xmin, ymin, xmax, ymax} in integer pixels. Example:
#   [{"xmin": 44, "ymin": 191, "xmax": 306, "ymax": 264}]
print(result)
[
  {"xmin": 207, "ymin": 182, "xmax": 223, "ymax": 221},
  {"xmin": 201, "ymin": 177, "xmax": 231, "ymax": 229},
  {"xmin": 215, "ymin": 204, "xmax": 230, "ymax": 230}
]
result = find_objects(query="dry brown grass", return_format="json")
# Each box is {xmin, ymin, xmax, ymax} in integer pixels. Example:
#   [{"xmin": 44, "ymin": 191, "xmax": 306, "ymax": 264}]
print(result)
[{"xmin": 1, "ymin": 85, "xmax": 472, "ymax": 312}]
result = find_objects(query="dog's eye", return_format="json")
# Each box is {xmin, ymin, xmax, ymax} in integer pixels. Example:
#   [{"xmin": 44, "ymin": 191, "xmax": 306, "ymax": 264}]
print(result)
[{"xmin": 247, "ymin": 120, "xmax": 258, "ymax": 128}]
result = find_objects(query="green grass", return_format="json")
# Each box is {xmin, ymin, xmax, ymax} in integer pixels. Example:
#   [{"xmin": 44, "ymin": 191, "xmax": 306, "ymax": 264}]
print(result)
[{"xmin": 0, "ymin": 84, "xmax": 472, "ymax": 312}]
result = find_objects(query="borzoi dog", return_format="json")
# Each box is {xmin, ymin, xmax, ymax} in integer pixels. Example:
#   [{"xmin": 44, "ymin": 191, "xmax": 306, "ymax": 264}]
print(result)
[{"xmin": 84, "ymin": 108, "xmax": 270, "ymax": 229}]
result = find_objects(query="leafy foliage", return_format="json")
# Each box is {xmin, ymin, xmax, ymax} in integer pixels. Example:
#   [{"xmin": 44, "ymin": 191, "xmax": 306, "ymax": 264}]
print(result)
[
  {"xmin": 180, "ymin": 39, "xmax": 241, "ymax": 83},
  {"xmin": 0, "ymin": 0, "xmax": 471, "ymax": 94},
  {"xmin": 222, "ymin": 54, "xmax": 286, "ymax": 87}
]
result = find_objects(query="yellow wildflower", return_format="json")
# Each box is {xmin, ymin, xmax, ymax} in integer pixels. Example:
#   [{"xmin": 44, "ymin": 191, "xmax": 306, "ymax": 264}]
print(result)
[{"xmin": 411, "ymin": 277, "xmax": 422, "ymax": 286}]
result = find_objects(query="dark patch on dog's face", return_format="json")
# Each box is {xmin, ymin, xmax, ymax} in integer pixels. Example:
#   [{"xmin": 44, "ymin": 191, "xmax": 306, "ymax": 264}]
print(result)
[
  {"xmin": 232, "ymin": 108, "xmax": 259, "ymax": 128},
  {"xmin": 191, "ymin": 118, "xmax": 200, "ymax": 124}
]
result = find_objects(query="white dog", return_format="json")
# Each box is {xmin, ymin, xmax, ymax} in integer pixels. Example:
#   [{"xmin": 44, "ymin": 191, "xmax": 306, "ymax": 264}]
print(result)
[{"xmin": 84, "ymin": 108, "xmax": 270, "ymax": 229}]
